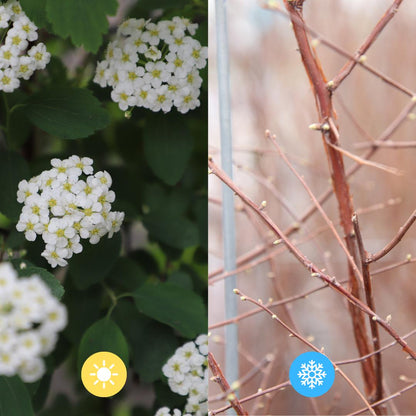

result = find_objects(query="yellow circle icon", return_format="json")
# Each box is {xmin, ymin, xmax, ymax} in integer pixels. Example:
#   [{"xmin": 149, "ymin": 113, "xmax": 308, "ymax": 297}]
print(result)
[{"xmin": 81, "ymin": 351, "xmax": 127, "ymax": 397}]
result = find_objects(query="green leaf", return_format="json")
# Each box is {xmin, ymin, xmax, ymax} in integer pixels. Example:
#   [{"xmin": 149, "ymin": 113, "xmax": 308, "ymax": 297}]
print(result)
[
  {"xmin": 143, "ymin": 212, "xmax": 198, "ymax": 249},
  {"xmin": 134, "ymin": 282, "xmax": 207, "ymax": 338},
  {"xmin": 167, "ymin": 270, "xmax": 193, "ymax": 291},
  {"xmin": 20, "ymin": 0, "xmax": 49, "ymax": 28},
  {"xmin": 32, "ymin": 374, "xmax": 52, "ymax": 412},
  {"xmin": 0, "ymin": 376, "xmax": 34, "ymax": 416},
  {"xmin": 78, "ymin": 318, "xmax": 129, "ymax": 371},
  {"xmin": 69, "ymin": 233, "xmax": 122, "ymax": 290},
  {"xmin": 131, "ymin": 322, "xmax": 178, "ymax": 383},
  {"xmin": 133, "ymin": 0, "xmax": 189, "ymax": 11},
  {"xmin": 64, "ymin": 285, "xmax": 102, "ymax": 343},
  {"xmin": 24, "ymin": 87, "xmax": 110, "ymax": 139},
  {"xmin": 46, "ymin": 0, "xmax": 118, "ymax": 52},
  {"xmin": 9, "ymin": 106, "xmax": 31, "ymax": 148},
  {"xmin": 107, "ymin": 257, "xmax": 147, "ymax": 292},
  {"xmin": 144, "ymin": 183, "xmax": 190, "ymax": 216},
  {"xmin": 0, "ymin": 151, "xmax": 30, "ymax": 221},
  {"xmin": 193, "ymin": 196, "xmax": 207, "ymax": 250},
  {"xmin": 11, "ymin": 260, "xmax": 64, "ymax": 300},
  {"xmin": 143, "ymin": 114, "xmax": 194, "ymax": 185}
]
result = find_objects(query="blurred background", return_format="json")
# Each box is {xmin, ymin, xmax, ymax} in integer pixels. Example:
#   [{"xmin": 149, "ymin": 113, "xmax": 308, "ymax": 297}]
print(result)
[{"xmin": 209, "ymin": 0, "xmax": 416, "ymax": 414}]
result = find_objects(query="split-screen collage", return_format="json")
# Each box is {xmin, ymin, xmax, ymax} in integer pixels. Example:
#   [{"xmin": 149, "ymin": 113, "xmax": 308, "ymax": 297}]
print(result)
[{"xmin": 1, "ymin": 0, "xmax": 416, "ymax": 415}]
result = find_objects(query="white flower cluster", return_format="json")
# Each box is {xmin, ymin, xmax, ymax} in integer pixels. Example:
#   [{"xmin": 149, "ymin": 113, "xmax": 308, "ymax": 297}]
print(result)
[
  {"xmin": 157, "ymin": 334, "xmax": 208, "ymax": 416},
  {"xmin": 155, "ymin": 408, "xmax": 191, "ymax": 416},
  {"xmin": 94, "ymin": 17, "xmax": 207, "ymax": 114},
  {"xmin": 16, "ymin": 156, "xmax": 124, "ymax": 268},
  {"xmin": 0, "ymin": 262, "xmax": 67, "ymax": 383},
  {"xmin": 0, "ymin": 0, "xmax": 50, "ymax": 92}
]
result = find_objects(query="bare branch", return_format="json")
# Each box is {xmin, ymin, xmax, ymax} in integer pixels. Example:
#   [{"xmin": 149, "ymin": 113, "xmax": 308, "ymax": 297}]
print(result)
[
  {"xmin": 353, "ymin": 213, "xmax": 384, "ymax": 405},
  {"xmin": 331, "ymin": 0, "xmax": 404, "ymax": 90},
  {"xmin": 208, "ymin": 156, "xmax": 416, "ymax": 360},
  {"xmin": 233, "ymin": 289, "xmax": 377, "ymax": 416},
  {"xmin": 367, "ymin": 209, "xmax": 416, "ymax": 263},
  {"xmin": 208, "ymin": 352, "xmax": 249, "ymax": 416}
]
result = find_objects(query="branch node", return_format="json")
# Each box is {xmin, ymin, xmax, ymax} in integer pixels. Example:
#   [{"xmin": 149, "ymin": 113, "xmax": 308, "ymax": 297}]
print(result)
[
  {"xmin": 308, "ymin": 122, "xmax": 330, "ymax": 131},
  {"xmin": 358, "ymin": 54, "xmax": 367, "ymax": 64}
]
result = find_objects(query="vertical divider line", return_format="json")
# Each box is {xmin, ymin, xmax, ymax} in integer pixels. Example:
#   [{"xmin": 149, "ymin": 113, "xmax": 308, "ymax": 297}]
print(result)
[{"xmin": 214, "ymin": 0, "xmax": 239, "ymax": 404}]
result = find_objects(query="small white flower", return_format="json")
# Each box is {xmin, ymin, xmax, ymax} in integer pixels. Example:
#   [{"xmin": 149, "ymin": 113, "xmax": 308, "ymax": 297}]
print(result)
[
  {"xmin": 28, "ymin": 43, "xmax": 50, "ymax": 69},
  {"xmin": 111, "ymin": 84, "xmax": 136, "ymax": 111},
  {"xmin": 93, "ymin": 60, "xmax": 109, "ymax": 87},
  {"xmin": 16, "ymin": 212, "xmax": 42, "ymax": 241},
  {"xmin": 15, "ymin": 55, "xmax": 35, "ymax": 80},
  {"xmin": 0, "ymin": 349, "xmax": 20, "ymax": 376},
  {"xmin": 17, "ymin": 331, "xmax": 42, "ymax": 360},
  {"xmin": 5, "ymin": 1, "xmax": 24, "ymax": 21},
  {"xmin": 0, "ymin": 68, "xmax": 19, "ymax": 92},
  {"xmin": 106, "ymin": 211, "xmax": 124, "ymax": 238},
  {"xmin": 155, "ymin": 408, "xmax": 172, "ymax": 416},
  {"xmin": 17, "ymin": 179, "xmax": 38, "ymax": 203},
  {"xmin": 0, "ymin": 45, "xmax": 19, "ymax": 69},
  {"xmin": 41, "ymin": 245, "xmax": 68, "ymax": 268},
  {"xmin": 18, "ymin": 357, "xmax": 45, "ymax": 383},
  {"xmin": 0, "ymin": 6, "xmax": 11, "ymax": 28},
  {"xmin": 195, "ymin": 334, "xmax": 208, "ymax": 356},
  {"xmin": 13, "ymin": 15, "xmax": 38, "ymax": 41},
  {"xmin": 162, "ymin": 355, "xmax": 190, "ymax": 383},
  {"xmin": 5, "ymin": 27, "xmax": 28, "ymax": 51},
  {"xmin": 0, "ymin": 263, "xmax": 67, "ymax": 382}
]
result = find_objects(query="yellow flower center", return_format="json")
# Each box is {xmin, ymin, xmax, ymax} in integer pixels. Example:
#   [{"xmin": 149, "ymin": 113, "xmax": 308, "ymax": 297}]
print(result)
[{"xmin": 151, "ymin": 69, "xmax": 161, "ymax": 78}]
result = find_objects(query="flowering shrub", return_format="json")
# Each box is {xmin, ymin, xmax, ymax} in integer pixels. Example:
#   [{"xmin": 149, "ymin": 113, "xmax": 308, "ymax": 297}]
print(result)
[
  {"xmin": 0, "ymin": 0, "xmax": 50, "ymax": 92},
  {"xmin": 0, "ymin": 262, "xmax": 67, "ymax": 383},
  {"xmin": 156, "ymin": 335, "xmax": 208, "ymax": 416},
  {"xmin": 94, "ymin": 17, "xmax": 207, "ymax": 113},
  {"xmin": 0, "ymin": 0, "xmax": 207, "ymax": 414},
  {"xmin": 16, "ymin": 156, "xmax": 124, "ymax": 268}
]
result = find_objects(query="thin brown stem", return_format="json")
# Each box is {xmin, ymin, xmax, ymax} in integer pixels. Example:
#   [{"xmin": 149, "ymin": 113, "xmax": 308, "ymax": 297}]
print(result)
[
  {"xmin": 268, "ymin": 132, "xmax": 364, "ymax": 286},
  {"xmin": 347, "ymin": 382, "xmax": 416, "ymax": 416},
  {"xmin": 337, "ymin": 329, "xmax": 416, "ymax": 367},
  {"xmin": 209, "ymin": 380, "xmax": 291, "ymax": 415},
  {"xmin": 367, "ymin": 209, "xmax": 416, "ymax": 264},
  {"xmin": 372, "ymin": 257, "xmax": 416, "ymax": 276},
  {"xmin": 355, "ymin": 140, "xmax": 416, "ymax": 150},
  {"xmin": 353, "ymin": 213, "xmax": 384, "ymax": 408},
  {"xmin": 330, "ymin": 0, "xmax": 404, "ymax": 91},
  {"xmin": 208, "ymin": 352, "xmax": 249, "ymax": 416}
]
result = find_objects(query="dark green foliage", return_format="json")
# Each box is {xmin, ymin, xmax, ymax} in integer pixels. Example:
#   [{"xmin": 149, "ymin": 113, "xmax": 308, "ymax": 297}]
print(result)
[{"xmin": 0, "ymin": 0, "xmax": 207, "ymax": 414}]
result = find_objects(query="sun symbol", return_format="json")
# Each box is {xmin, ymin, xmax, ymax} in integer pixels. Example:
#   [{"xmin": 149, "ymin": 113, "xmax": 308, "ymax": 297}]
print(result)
[
  {"xmin": 90, "ymin": 359, "xmax": 119, "ymax": 389},
  {"xmin": 81, "ymin": 351, "xmax": 127, "ymax": 397}
]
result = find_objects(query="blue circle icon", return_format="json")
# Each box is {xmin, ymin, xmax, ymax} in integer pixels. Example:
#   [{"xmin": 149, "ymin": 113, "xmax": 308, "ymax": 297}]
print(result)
[{"xmin": 289, "ymin": 351, "xmax": 335, "ymax": 397}]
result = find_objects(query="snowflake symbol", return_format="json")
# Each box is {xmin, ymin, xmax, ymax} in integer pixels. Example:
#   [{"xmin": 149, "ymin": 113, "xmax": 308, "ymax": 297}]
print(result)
[{"xmin": 297, "ymin": 360, "xmax": 327, "ymax": 389}]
